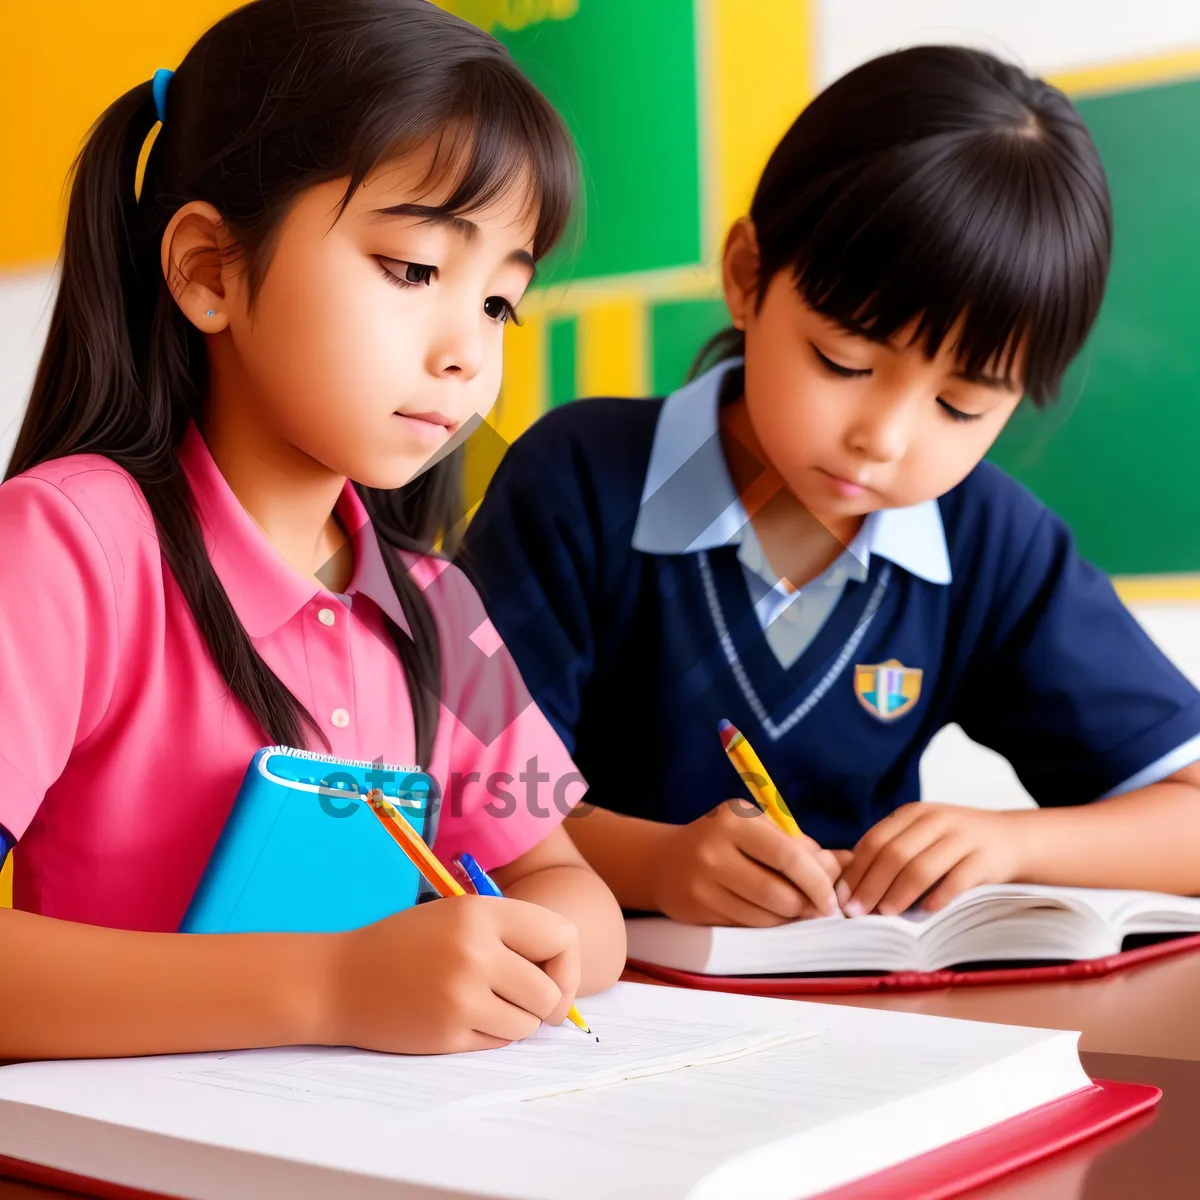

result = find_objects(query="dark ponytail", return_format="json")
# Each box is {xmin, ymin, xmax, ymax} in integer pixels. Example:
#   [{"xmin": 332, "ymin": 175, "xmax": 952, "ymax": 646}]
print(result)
[
  {"xmin": 692, "ymin": 45, "xmax": 1112, "ymax": 406},
  {"xmin": 7, "ymin": 0, "xmax": 577, "ymax": 766}
]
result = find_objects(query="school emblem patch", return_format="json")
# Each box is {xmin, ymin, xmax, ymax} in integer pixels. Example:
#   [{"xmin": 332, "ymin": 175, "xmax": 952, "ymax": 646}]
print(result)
[{"xmin": 854, "ymin": 659, "xmax": 923, "ymax": 721}]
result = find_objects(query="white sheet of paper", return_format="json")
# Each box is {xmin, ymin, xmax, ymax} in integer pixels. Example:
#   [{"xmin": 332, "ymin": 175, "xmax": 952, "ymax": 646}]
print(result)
[{"xmin": 170, "ymin": 1013, "xmax": 812, "ymax": 1116}]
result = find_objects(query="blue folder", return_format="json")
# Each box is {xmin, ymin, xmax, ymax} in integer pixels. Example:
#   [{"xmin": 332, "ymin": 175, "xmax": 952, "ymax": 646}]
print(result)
[{"xmin": 181, "ymin": 746, "xmax": 433, "ymax": 935}]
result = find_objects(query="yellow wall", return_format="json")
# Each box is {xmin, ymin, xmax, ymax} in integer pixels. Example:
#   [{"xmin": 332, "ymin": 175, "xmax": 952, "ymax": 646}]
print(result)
[{"xmin": 0, "ymin": 2, "xmax": 242, "ymax": 269}]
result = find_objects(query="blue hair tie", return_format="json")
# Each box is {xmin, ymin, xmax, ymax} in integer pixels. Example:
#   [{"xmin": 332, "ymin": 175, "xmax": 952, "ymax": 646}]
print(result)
[{"xmin": 152, "ymin": 68, "xmax": 174, "ymax": 124}]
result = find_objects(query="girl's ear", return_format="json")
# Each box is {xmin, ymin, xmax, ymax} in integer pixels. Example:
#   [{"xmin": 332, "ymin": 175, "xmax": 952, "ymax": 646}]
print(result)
[
  {"xmin": 722, "ymin": 218, "xmax": 761, "ymax": 332},
  {"xmin": 160, "ymin": 201, "xmax": 240, "ymax": 333}
]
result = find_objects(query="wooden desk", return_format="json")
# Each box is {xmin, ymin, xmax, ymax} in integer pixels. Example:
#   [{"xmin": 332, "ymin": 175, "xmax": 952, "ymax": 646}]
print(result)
[
  {"xmin": 6, "ymin": 955, "xmax": 1200, "ymax": 1199},
  {"xmin": 806, "ymin": 947, "xmax": 1200, "ymax": 1061}
]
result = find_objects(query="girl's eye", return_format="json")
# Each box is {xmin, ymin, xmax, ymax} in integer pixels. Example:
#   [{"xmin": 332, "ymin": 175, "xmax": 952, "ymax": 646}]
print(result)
[
  {"xmin": 379, "ymin": 259, "xmax": 436, "ymax": 288},
  {"xmin": 812, "ymin": 345, "xmax": 870, "ymax": 378},
  {"xmin": 484, "ymin": 296, "xmax": 520, "ymax": 326},
  {"xmin": 937, "ymin": 398, "xmax": 984, "ymax": 423}
]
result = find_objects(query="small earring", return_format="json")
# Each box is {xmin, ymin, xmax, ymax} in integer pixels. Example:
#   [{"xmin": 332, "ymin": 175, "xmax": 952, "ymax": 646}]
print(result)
[{"xmin": 206, "ymin": 309, "xmax": 216, "ymax": 318}]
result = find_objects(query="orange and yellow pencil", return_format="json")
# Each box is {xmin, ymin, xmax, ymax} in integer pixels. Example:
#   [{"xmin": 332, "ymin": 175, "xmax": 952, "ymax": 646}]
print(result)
[{"xmin": 365, "ymin": 790, "xmax": 592, "ymax": 1035}]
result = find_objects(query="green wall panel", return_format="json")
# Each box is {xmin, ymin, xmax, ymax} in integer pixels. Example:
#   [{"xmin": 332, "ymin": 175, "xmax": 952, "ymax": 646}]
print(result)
[
  {"xmin": 494, "ymin": 0, "xmax": 702, "ymax": 283},
  {"xmin": 989, "ymin": 77, "xmax": 1200, "ymax": 574},
  {"xmin": 548, "ymin": 316, "xmax": 578, "ymax": 407},
  {"xmin": 651, "ymin": 297, "xmax": 731, "ymax": 394}
]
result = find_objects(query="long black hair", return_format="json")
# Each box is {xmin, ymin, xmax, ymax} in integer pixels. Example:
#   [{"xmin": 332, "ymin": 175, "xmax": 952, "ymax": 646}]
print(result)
[
  {"xmin": 694, "ymin": 45, "xmax": 1112, "ymax": 406},
  {"xmin": 6, "ymin": 0, "xmax": 576, "ymax": 767}
]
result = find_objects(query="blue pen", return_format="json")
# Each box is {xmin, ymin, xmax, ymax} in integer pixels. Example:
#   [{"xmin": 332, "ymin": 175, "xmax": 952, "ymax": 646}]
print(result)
[
  {"xmin": 456, "ymin": 851, "xmax": 502, "ymax": 898},
  {"xmin": 455, "ymin": 851, "xmax": 593, "ymax": 1036}
]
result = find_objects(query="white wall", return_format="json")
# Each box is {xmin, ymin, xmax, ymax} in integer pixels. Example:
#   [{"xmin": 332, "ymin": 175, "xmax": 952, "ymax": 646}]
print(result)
[
  {"xmin": 0, "ymin": 267, "xmax": 55, "ymax": 472},
  {"xmin": 818, "ymin": 0, "xmax": 1200, "ymax": 87}
]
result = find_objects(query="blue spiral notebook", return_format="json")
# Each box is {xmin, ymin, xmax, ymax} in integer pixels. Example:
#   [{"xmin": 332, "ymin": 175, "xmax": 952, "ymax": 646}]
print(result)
[{"xmin": 180, "ymin": 746, "xmax": 434, "ymax": 935}]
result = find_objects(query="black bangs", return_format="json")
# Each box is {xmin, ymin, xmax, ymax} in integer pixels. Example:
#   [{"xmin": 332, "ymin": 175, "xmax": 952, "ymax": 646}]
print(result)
[
  {"xmin": 345, "ymin": 56, "xmax": 577, "ymax": 264},
  {"xmin": 785, "ymin": 127, "xmax": 1108, "ymax": 405},
  {"xmin": 743, "ymin": 45, "xmax": 1113, "ymax": 405},
  {"xmin": 436, "ymin": 59, "xmax": 577, "ymax": 262}
]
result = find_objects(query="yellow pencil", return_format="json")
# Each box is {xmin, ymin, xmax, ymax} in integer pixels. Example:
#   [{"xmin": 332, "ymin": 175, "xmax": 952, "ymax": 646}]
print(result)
[
  {"xmin": 717, "ymin": 720, "xmax": 803, "ymax": 837},
  {"xmin": 365, "ymin": 790, "xmax": 592, "ymax": 1035}
]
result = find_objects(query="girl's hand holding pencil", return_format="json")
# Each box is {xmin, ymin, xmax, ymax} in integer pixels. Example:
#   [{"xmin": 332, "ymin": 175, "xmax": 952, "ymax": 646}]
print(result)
[
  {"xmin": 359, "ymin": 789, "xmax": 591, "ymax": 1043},
  {"xmin": 324, "ymin": 893, "xmax": 582, "ymax": 1055}
]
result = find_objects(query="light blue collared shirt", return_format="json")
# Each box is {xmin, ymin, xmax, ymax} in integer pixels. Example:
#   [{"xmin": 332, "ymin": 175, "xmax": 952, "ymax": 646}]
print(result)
[{"xmin": 632, "ymin": 361, "xmax": 952, "ymax": 667}]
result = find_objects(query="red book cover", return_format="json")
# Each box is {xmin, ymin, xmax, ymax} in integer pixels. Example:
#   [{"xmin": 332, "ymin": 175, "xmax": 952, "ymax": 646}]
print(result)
[
  {"xmin": 814, "ymin": 1079, "xmax": 1161, "ymax": 1199},
  {"xmin": 626, "ymin": 931, "xmax": 1200, "ymax": 996}
]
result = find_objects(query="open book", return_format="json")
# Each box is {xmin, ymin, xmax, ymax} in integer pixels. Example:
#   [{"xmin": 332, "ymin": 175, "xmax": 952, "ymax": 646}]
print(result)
[
  {"xmin": 0, "ymin": 982, "xmax": 1118, "ymax": 1199},
  {"xmin": 626, "ymin": 884, "xmax": 1200, "ymax": 977}
]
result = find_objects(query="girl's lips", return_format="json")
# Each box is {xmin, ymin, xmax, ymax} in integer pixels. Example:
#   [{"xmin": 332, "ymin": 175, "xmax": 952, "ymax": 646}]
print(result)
[
  {"xmin": 393, "ymin": 410, "xmax": 454, "ymax": 443},
  {"xmin": 396, "ymin": 410, "xmax": 454, "ymax": 427}
]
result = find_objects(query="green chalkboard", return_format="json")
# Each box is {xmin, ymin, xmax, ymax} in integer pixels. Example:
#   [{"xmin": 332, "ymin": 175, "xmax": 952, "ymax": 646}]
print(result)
[
  {"xmin": 494, "ymin": 0, "xmax": 701, "ymax": 282},
  {"xmin": 989, "ymin": 77, "xmax": 1200, "ymax": 575}
]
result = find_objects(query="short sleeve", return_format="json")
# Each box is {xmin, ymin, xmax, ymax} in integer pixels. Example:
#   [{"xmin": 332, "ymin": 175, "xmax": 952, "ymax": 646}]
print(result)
[
  {"xmin": 954, "ymin": 509, "xmax": 1200, "ymax": 805},
  {"xmin": 455, "ymin": 435, "xmax": 600, "ymax": 756},
  {"xmin": 0, "ymin": 477, "xmax": 120, "ymax": 839},
  {"xmin": 417, "ymin": 558, "xmax": 587, "ymax": 872}
]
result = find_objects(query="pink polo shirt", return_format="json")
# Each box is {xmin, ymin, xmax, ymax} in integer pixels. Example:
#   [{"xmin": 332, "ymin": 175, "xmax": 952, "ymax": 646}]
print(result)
[{"xmin": 0, "ymin": 425, "xmax": 585, "ymax": 930}]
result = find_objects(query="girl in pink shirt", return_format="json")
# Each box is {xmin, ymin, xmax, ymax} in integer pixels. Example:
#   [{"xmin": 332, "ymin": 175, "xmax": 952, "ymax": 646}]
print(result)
[{"xmin": 0, "ymin": 0, "xmax": 624, "ymax": 1060}]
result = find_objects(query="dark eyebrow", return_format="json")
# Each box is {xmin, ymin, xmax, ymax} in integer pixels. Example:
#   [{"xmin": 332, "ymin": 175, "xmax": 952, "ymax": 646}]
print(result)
[{"xmin": 371, "ymin": 202, "xmax": 536, "ymax": 275}]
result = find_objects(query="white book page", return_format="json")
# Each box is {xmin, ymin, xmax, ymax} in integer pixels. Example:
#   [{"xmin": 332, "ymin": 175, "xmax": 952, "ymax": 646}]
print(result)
[
  {"xmin": 629, "ymin": 883, "xmax": 1200, "ymax": 976},
  {"xmin": 627, "ymin": 913, "xmax": 920, "ymax": 975},
  {"xmin": 169, "ymin": 1015, "xmax": 811, "ymax": 1116}
]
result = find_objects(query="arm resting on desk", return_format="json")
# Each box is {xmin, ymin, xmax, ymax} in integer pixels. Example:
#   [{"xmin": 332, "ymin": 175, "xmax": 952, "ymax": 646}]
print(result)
[
  {"xmin": 1017, "ymin": 761, "xmax": 1200, "ymax": 894},
  {"xmin": 0, "ymin": 908, "xmax": 322, "ymax": 1061}
]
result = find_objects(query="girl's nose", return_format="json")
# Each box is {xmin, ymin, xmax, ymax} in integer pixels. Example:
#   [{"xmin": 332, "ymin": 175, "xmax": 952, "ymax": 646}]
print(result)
[{"xmin": 427, "ymin": 311, "xmax": 484, "ymax": 381}]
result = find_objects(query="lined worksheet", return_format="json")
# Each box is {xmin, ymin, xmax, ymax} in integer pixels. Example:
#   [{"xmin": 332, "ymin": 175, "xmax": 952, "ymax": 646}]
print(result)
[{"xmin": 172, "ymin": 1015, "xmax": 813, "ymax": 1115}]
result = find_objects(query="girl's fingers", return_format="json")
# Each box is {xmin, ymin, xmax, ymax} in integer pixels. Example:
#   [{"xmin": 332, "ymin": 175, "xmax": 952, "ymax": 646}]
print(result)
[
  {"xmin": 474, "ymin": 991, "xmax": 547, "ymax": 1045},
  {"xmin": 494, "ymin": 898, "xmax": 579, "ymax": 967},
  {"xmin": 489, "ymin": 945, "xmax": 566, "ymax": 1023}
]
